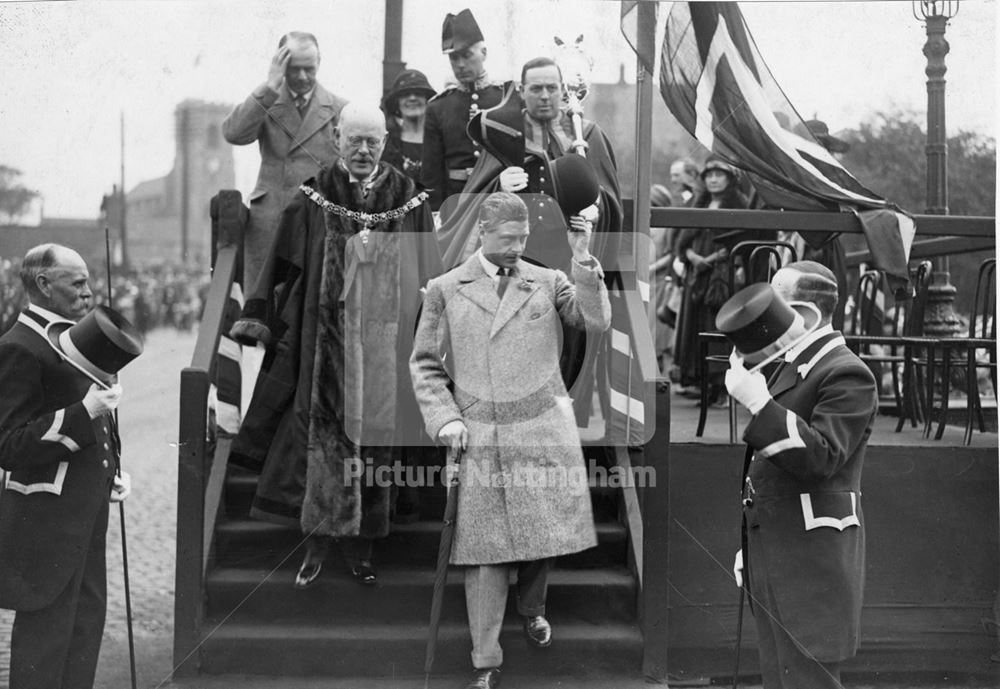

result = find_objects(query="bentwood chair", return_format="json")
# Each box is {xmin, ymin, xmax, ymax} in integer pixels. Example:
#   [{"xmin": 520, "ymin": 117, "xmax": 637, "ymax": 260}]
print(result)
[
  {"xmin": 696, "ymin": 240, "xmax": 797, "ymax": 440},
  {"xmin": 929, "ymin": 258, "xmax": 997, "ymax": 444}
]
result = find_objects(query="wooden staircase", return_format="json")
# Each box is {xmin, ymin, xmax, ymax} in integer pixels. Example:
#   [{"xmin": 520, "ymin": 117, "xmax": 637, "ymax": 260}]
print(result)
[{"xmin": 194, "ymin": 449, "xmax": 642, "ymax": 676}]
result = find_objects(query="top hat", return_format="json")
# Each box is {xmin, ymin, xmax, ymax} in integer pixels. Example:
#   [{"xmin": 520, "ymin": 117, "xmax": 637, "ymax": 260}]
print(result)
[
  {"xmin": 715, "ymin": 283, "xmax": 820, "ymax": 366},
  {"xmin": 701, "ymin": 154, "xmax": 738, "ymax": 179},
  {"xmin": 794, "ymin": 119, "xmax": 850, "ymax": 154},
  {"xmin": 441, "ymin": 9, "xmax": 484, "ymax": 54},
  {"xmin": 467, "ymin": 84, "xmax": 525, "ymax": 168},
  {"xmin": 381, "ymin": 69, "xmax": 437, "ymax": 117},
  {"xmin": 549, "ymin": 153, "xmax": 600, "ymax": 216},
  {"xmin": 46, "ymin": 306, "xmax": 144, "ymax": 387}
]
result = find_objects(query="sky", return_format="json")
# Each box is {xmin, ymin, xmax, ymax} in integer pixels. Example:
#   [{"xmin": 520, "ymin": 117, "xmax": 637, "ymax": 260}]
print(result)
[{"xmin": 0, "ymin": 0, "xmax": 995, "ymax": 220}]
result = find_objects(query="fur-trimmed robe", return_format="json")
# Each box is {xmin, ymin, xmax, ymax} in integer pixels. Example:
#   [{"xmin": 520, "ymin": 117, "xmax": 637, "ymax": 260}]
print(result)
[{"xmin": 230, "ymin": 162, "xmax": 443, "ymax": 538}]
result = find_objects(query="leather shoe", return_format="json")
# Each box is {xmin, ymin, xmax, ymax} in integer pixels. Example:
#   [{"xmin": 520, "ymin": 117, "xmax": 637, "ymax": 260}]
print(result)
[
  {"xmin": 294, "ymin": 559, "xmax": 322, "ymax": 589},
  {"xmin": 464, "ymin": 667, "xmax": 501, "ymax": 689},
  {"xmin": 523, "ymin": 615, "xmax": 552, "ymax": 648},
  {"xmin": 351, "ymin": 562, "xmax": 377, "ymax": 586}
]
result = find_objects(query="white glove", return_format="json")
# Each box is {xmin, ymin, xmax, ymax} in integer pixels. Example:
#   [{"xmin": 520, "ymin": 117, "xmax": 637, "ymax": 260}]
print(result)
[
  {"xmin": 437, "ymin": 419, "xmax": 468, "ymax": 453},
  {"xmin": 498, "ymin": 166, "xmax": 528, "ymax": 193},
  {"xmin": 110, "ymin": 471, "xmax": 131, "ymax": 503},
  {"xmin": 733, "ymin": 549, "xmax": 744, "ymax": 588},
  {"xmin": 82, "ymin": 383, "xmax": 123, "ymax": 419},
  {"xmin": 725, "ymin": 352, "xmax": 770, "ymax": 415}
]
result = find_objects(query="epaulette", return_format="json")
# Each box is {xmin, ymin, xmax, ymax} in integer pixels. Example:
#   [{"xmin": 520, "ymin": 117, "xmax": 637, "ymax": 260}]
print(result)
[{"xmin": 429, "ymin": 87, "xmax": 459, "ymax": 103}]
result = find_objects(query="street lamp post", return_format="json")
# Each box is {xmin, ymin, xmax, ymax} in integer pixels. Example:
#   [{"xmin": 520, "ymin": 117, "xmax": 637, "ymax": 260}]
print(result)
[{"xmin": 913, "ymin": 0, "xmax": 963, "ymax": 337}]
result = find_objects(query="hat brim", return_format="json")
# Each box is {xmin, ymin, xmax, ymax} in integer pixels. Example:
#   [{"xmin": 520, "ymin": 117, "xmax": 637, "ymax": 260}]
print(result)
[
  {"xmin": 739, "ymin": 302, "xmax": 822, "ymax": 366},
  {"xmin": 45, "ymin": 321, "xmax": 114, "ymax": 387}
]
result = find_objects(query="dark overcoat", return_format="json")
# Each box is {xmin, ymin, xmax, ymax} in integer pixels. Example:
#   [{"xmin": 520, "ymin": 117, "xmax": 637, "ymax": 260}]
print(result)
[
  {"xmin": 741, "ymin": 326, "xmax": 878, "ymax": 662},
  {"xmin": 229, "ymin": 162, "xmax": 443, "ymax": 538},
  {"xmin": 0, "ymin": 309, "xmax": 118, "ymax": 611},
  {"xmin": 410, "ymin": 256, "xmax": 610, "ymax": 564}
]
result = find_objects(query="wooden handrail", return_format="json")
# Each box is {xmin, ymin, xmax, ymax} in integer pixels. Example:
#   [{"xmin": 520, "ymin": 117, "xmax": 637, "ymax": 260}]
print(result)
[{"xmin": 173, "ymin": 190, "xmax": 245, "ymax": 679}]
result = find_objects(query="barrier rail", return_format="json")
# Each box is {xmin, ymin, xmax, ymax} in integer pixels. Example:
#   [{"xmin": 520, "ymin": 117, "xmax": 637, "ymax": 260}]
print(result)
[{"xmin": 173, "ymin": 191, "xmax": 244, "ymax": 677}]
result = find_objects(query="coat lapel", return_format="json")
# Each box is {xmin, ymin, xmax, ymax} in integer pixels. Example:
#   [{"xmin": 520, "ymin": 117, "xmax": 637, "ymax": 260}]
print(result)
[
  {"xmin": 489, "ymin": 261, "xmax": 539, "ymax": 339},
  {"xmin": 454, "ymin": 257, "xmax": 497, "ymax": 316},
  {"xmin": 769, "ymin": 330, "xmax": 845, "ymax": 399},
  {"xmin": 293, "ymin": 84, "xmax": 344, "ymax": 152}
]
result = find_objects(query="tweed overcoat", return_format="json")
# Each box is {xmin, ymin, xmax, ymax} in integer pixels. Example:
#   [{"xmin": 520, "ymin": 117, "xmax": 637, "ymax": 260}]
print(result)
[
  {"xmin": 0, "ymin": 309, "xmax": 118, "ymax": 611},
  {"xmin": 410, "ymin": 254, "xmax": 610, "ymax": 565},
  {"xmin": 223, "ymin": 81, "xmax": 348, "ymax": 287},
  {"xmin": 741, "ymin": 326, "xmax": 878, "ymax": 662}
]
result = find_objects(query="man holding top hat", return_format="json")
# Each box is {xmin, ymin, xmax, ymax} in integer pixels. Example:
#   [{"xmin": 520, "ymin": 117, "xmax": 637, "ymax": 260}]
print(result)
[
  {"xmin": 421, "ymin": 8, "xmax": 508, "ymax": 212},
  {"xmin": 718, "ymin": 261, "xmax": 877, "ymax": 689},
  {"xmin": 0, "ymin": 244, "xmax": 140, "ymax": 689}
]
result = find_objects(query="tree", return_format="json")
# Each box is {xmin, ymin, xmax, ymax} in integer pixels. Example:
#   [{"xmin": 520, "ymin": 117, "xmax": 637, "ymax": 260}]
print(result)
[
  {"xmin": 837, "ymin": 110, "xmax": 996, "ymax": 314},
  {"xmin": 0, "ymin": 165, "xmax": 39, "ymax": 224}
]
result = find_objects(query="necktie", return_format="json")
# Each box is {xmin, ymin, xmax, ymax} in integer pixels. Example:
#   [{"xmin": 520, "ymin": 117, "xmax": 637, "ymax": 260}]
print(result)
[
  {"xmin": 496, "ymin": 267, "xmax": 510, "ymax": 299},
  {"xmin": 295, "ymin": 95, "xmax": 307, "ymax": 117}
]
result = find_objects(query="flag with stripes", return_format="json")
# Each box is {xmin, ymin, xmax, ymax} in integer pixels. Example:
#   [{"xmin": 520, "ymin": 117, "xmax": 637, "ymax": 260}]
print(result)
[
  {"xmin": 656, "ymin": 2, "xmax": 913, "ymax": 285},
  {"xmin": 606, "ymin": 282, "xmax": 653, "ymax": 447},
  {"xmin": 212, "ymin": 281, "xmax": 244, "ymax": 436}
]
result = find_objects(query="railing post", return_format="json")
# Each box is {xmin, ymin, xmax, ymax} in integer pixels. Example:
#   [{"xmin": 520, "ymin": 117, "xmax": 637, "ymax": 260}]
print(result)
[
  {"xmin": 641, "ymin": 380, "xmax": 671, "ymax": 682},
  {"xmin": 173, "ymin": 367, "xmax": 209, "ymax": 677}
]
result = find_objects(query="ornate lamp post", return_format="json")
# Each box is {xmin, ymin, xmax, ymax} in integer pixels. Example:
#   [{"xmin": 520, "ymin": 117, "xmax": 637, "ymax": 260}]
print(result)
[{"xmin": 913, "ymin": 0, "xmax": 963, "ymax": 336}]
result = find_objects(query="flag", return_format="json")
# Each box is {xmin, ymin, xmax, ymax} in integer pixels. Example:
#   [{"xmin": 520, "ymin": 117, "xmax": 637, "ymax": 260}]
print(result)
[
  {"xmin": 620, "ymin": 1, "xmax": 657, "ymax": 75},
  {"xmin": 606, "ymin": 283, "xmax": 652, "ymax": 447},
  {"xmin": 655, "ymin": 2, "xmax": 913, "ymax": 284},
  {"xmin": 212, "ymin": 281, "xmax": 244, "ymax": 436}
]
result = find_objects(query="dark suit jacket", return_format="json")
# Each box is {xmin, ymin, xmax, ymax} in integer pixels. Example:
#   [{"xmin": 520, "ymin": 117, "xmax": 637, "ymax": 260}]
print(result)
[
  {"xmin": 742, "ymin": 326, "xmax": 878, "ymax": 662},
  {"xmin": 0, "ymin": 309, "xmax": 118, "ymax": 611}
]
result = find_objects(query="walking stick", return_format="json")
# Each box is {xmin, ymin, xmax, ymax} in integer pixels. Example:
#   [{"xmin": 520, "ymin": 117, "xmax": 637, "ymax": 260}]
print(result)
[
  {"xmin": 106, "ymin": 228, "xmax": 138, "ymax": 689},
  {"xmin": 732, "ymin": 584, "xmax": 746, "ymax": 689},
  {"xmin": 423, "ymin": 447, "xmax": 463, "ymax": 688}
]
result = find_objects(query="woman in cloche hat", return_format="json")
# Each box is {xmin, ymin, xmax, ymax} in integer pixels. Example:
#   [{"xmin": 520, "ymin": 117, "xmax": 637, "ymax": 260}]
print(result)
[{"xmin": 380, "ymin": 69, "xmax": 437, "ymax": 182}]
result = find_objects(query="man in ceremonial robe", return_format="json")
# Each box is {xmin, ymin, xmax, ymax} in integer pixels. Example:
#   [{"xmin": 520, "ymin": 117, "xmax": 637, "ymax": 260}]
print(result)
[
  {"xmin": 437, "ymin": 57, "xmax": 623, "ymax": 424},
  {"xmin": 229, "ymin": 102, "xmax": 443, "ymax": 587}
]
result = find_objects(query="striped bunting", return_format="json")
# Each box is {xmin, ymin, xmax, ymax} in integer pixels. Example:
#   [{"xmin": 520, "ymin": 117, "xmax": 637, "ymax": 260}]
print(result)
[{"xmin": 213, "ymin": 282, "xmax": 244, "ymax": 436}]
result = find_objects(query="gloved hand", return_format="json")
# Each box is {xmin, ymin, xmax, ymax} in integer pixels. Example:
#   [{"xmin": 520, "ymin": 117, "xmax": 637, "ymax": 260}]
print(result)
[
  {"xmin": 725, "ymin": 352, "xmax": 770, "ymax": 415},
  {"xmin": 733, "ymin": 549, "xmax": 744, "ymax": 588},
  {"xmin": 498, "ymin": 166, "xmax": 528, "ymax": 193},
  {"xmin": 110, "ymin": 471, "xmax": 131, "ymax": 503},
  {"xmin": 82, "ymin": 383, "xmax": 123, "ymax": 419},
  {"xmin": 437, "ymin": 419, "xmax": 468, "ymax": 453}
]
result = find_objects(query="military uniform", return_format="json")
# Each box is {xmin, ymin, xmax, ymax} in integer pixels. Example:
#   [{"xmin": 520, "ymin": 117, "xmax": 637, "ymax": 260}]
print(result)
[
  {"xmin": 421, "ymin": 77, "xmax": 507, "ymax": 211},
  {"xmin": 0, "ymin": 306, "xmax": 120, "ymax": 689}
]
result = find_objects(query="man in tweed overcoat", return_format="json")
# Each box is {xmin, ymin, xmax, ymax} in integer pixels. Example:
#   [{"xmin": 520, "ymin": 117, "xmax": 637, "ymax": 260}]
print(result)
[{"xmin": 410, "ymin": 192, "xmax": 610, "ymax": 689}]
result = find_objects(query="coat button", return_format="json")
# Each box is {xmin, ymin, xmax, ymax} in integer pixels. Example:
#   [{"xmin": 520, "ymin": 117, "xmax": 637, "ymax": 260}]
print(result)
[
  {"xmin": 539, "ymin": 177, "xmax": 546, "ymax": 183},
  {"xmin": 103, "ymin": 442, "xmax": 109, "ymax": 450},
  {"xmin": 742, "ymin": 497, "xmax": 754, "ymax": 508},
  {"xmin": 471, "ymin": 93, "xmax": 479, "ymax": 101},
  {"xmin": 537, "ymin": 215, "xmax": 544, "ymax": 221},
  {"xmin": 473, "ymin": 150, "xmax": 480, "ymax": 158},
  {"xmin": 102, "ymin": 460, "xmax": 109, "ymax": 468}
]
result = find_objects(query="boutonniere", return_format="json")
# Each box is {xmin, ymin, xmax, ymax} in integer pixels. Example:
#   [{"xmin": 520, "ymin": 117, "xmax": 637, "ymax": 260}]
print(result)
[{"xmin": 517, "ymin": 277, "xmax": 534, "ymax": 291}]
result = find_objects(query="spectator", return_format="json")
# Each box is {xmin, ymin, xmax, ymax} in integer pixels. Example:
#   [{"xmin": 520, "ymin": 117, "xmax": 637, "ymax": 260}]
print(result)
[{"xmin": 381, "ymin": 69, "xmax": 437, "ymax": 183}]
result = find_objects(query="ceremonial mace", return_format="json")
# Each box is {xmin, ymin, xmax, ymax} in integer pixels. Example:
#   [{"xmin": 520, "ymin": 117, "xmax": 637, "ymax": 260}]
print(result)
[
  {"xmin": 105, "ymin": 228, "xmax": 138, "ymax": 689},
  {"xmin": 554, "ymin": 34, "xmax": 594, "ymax": 157}
]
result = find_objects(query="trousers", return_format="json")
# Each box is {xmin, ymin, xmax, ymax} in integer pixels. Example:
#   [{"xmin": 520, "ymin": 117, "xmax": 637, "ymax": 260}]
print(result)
[
  {"xmin": 465, "ymin": 558, "xmax": 551, "ymax": 669},
  {"xmin": 10, "ymin": 499, "xmax": 108, "ymax": 689}
]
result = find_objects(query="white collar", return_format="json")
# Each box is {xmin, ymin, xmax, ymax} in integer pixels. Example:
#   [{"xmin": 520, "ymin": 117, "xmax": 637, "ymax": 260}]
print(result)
[
  {"xmin": 28, "ymin": 303, "xmax": 75, "ymax": 324},
  {"xmin": 784, "ymin": 323, "xmax": 834, "ymax": 363},
  {"xmin": 339, "ymin": 159, "xmax": 379, "ymax": 186},
  {"xmin": 476, "ymin": 249, "xmax": 503, "ymax": 279},
  {"xmin": 290, "ymin": 86, "xmax": 314, "ymax": 103}
]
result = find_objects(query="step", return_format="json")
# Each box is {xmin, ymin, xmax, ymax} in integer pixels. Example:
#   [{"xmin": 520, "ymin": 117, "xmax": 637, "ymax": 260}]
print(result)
[
  {"xmin": 197, "ymin": 620, "xmax": 642, "ymax": 676},
  {"xmin": 205, "ymin": 565, "xmax": 636, "ymax": 624},
  {"xmin": 213, "ymin": 520, "xmax": 629, "ymax": 570}
]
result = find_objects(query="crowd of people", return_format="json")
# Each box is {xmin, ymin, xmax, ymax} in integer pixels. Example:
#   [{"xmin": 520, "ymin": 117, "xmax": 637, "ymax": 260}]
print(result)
[
  {"xmin": 0, "ymin": 9, "xmax": 893, "ymax": 689},
  {"xmin": 0, "ymin": 257, "xmax": 209, "ymax": 337}
]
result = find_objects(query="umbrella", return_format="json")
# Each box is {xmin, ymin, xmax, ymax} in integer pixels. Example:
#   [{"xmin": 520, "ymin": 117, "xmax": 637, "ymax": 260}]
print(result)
[{"xmin": 424, "ymin": 447, "xmax": 463, "ymax": 680}]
